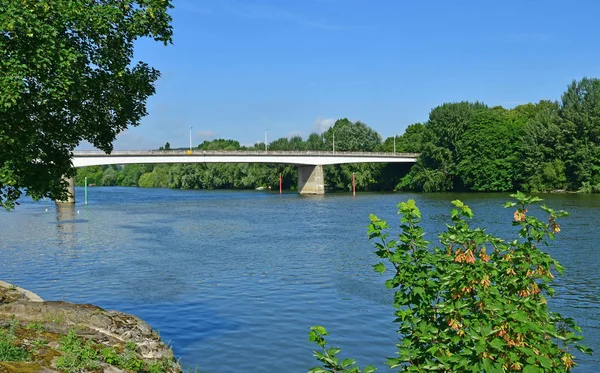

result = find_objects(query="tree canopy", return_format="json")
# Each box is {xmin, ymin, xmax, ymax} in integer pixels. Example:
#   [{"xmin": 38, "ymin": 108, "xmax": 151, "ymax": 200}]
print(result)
[
  {"xmin": 400, "ymin": 78, "xmax": 600, "ymax": 193},
  {"xmin": 0, "ymin": 0, "xmax": 173, "ymax": 209}
]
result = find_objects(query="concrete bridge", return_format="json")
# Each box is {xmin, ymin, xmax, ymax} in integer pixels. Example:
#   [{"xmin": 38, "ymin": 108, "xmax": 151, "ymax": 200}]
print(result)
[{"xmin": 62, "ymin": 150, "xmax": 418, "ymax": 202}]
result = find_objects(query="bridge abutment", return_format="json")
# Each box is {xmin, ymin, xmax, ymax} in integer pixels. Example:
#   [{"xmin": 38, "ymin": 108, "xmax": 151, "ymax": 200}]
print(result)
[
  {"xmin": 56, "ymin": 177, "xmax": 76, "ymax": 204},
  {"xmin": 297, "ymin": 165, "xmax": 324, "ymax": 195}
]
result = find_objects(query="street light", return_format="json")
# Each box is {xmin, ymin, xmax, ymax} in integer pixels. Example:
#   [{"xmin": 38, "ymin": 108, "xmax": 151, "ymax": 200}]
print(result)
[
  {"xmin": 189, "ymin": 126, "xmax": 193, "ymax": 152},
  {"xmin": 265, "ymin": 128, "xmax": 268, "ymax": 152},
  {"xmin": 333, "ymin": 130, "xmax": 335, "ymax": 153}
]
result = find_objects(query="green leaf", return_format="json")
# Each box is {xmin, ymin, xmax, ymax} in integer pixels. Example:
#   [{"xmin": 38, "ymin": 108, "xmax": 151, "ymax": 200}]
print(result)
[
  {"xmin": 373, "ymin": 262, "xmax": 386, "ymax": 274},
  {"xmin": 576, "ymin": 344, "xmax": 594, "ymax": 355},
  {"xmin": 523, "ymin": 365, "xmax": 542, "ymax": 373},
  {"xmin": 489, "ymin": 338, "xmax": 505, "ymax": 349}
]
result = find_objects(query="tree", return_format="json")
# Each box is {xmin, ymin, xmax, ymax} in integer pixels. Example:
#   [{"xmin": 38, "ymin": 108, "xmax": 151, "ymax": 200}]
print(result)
[
  {"xmin": 559, "ymin": 78, "xmax": 600, "ymax": 189},
  {"xmin": 0, "ymin": 0, "xmax": 173, "ymax": 209},
  {"xmin": 306, "ymin": 133, "xmax": 326, "ymax": 151},
  {"xmin": 198, "ymin": 139, "xmax": 242, "ymax": 151},
  {"xmin": 380, "ymin": 123, "xmax": 427, "ymax": 153},
  {"xmin": 310, "ymin": 194, "xmax": 591, "ymax": 372},
  {"xmin": 516, "ymin": 101, "xmax": 566, "ymax": 192},
  {"xmin": 74, "ymin": 166, "xmax": 103, "ymax": 187},
  {"xmin": 324, "ymin": 119, "xmax": 382, "ymax": 152},
  {"xmin": 456, "ymin": 109, "xmax": 523, "ymax": 191},
  {"xmin": 403, "ymin": 102, "xmax": 488, "ymax": 192}
]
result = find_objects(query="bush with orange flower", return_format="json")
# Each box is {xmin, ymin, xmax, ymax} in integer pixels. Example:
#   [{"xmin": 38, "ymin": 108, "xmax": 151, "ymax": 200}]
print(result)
[{"xmin": 309, "ymin": 192, "xmax": 591, "ymax": 373}]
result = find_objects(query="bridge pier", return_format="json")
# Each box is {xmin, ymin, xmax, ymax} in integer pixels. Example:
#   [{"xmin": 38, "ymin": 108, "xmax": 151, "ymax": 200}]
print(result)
[
  {"xmin": 297, "ymin": 165, "xmax": 324, "ymax": 195},
  {"xmin": 56, "ymin": 177, "xmax": 75, "ymax": 204}
]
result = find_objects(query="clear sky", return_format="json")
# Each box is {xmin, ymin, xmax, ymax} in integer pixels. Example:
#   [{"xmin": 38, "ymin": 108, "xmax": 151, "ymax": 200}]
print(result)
[{"xmin": 102, "ymin": 0, "xmax": 600, "ymax": 150}]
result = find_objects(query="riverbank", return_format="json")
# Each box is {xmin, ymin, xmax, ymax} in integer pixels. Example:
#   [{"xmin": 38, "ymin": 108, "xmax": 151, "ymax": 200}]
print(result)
[{"xmin": 0, "ymin": 281, "xmax": 181, "ymax": 373}]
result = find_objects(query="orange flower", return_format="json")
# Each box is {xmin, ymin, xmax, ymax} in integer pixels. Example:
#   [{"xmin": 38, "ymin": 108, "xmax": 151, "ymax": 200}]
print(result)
[
  {"xmin": 480, "ymin": 277, "xmax": 491, "ymax": 288},
  {"xmin": 514, "ymin": 209, "xmax": 527, "ymax": 222},
  {"xmin": 510, "ymin": 362, "xmax": 523, "ymax": 371},
  {"xmin": 479, "ymin": 247, "xmax": 490, "ymax": 262},
  {"xmin": 465, "ymin": 249, "xmax": 476, "ymax": 264},
  {"xmin": 454, "ymin": 249, "xmax": 464, "ymax": 263},
  {"xmin": 552, "ymin": 222, "xmax": 561, "ymax": 234},
  {"xmin": 561, "ymin": 353, "xmax": 575, "ymax": 369},
  {"xmin": 448, "ymin": 319, "xmax": 461, "ymax": 330}
]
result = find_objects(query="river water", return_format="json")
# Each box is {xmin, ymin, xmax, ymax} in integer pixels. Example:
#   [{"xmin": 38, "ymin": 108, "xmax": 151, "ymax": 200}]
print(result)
[{"xmin": 1, "ymin": 188, "xmax": 598, "ymax": 372}]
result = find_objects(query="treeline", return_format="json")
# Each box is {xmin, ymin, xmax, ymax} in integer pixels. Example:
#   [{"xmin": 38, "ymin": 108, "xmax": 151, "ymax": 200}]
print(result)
[
  {"xmin": 403, "ymin": 77, "xmax": 600, "ymax": 192},
  {"xmin": 75, "ymin": 119, "xmax": 412, "ymax": 192},
  {"xmin": 76, "ymin": 77, "xmax": 600, "ymax": 193}
]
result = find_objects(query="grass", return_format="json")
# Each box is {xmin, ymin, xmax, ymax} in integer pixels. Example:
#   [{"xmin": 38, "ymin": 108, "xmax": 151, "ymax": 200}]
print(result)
[
  {"xmin": 25, "ymin": 321, "xmax": 44, "ymax": 331},
  {"xmin": 54, "ymin": 330, "xmax": 99, "ymax": 373},
  {"xmin": 0, "ymin": 316, "xmax": 29, "ymax": 362},
  {"xmin": 0, "ymin": 316, "xmax": 174, "ymax": 373},
  {"xmin": 0, "ymin": 339, "xmax": 29, "ymax": 361},
  {"xmin": 56, "ymin": 329, "xmax": 172, "ymax": 373}
]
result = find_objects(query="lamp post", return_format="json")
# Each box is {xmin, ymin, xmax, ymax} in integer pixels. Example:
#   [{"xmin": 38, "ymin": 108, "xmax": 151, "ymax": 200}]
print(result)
[
  {"xmin": 265, "ymin": 128, "xmax": 268, "ymax": 152},
  {"xmin": 189, "ymin": 126, "xmax": 193, "ymax": 152},
  {"xmin": 333, "ymin": 130, "xmax": 335, "ymax": 153}
]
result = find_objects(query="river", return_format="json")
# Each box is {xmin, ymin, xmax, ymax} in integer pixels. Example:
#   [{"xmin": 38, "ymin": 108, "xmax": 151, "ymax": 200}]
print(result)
[{"xmin": 1, "ymin": 187, "xmax": 598, "ymax": 372}]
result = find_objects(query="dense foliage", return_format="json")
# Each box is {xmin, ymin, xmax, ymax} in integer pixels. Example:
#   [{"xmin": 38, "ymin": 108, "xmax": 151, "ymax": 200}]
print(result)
[
  {"xmin": 402, "ymin": 77, "xmax": 600, "ymax": 193},
  {"xmin": 75, "ymin": 78, "xmax": 600, "ymax": 194},
  {"xmin": 309, "ymin": 193, "xmax": 591, "ymax": 372},
  {"xmin": 0, "ymin": 0, "xmax": 173, "ymax": 209}
]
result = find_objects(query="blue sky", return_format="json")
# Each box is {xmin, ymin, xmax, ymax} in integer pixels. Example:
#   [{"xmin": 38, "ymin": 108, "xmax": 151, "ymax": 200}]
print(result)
[{"xmin": 103, "ymin": 0, "xmax": 600, "ymax": 150}]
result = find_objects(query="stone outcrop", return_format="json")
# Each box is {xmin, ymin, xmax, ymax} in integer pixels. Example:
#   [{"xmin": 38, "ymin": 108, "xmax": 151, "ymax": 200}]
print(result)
[{"xmin": 0, "ymin": 282, "xmax": 182, "ymax": 373}]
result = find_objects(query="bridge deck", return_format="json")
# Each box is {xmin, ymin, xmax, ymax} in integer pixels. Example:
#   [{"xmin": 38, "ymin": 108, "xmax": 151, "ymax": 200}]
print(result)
[{"xmin": 72, "ymin": 150, "xmax": 419, "ymax": 167}]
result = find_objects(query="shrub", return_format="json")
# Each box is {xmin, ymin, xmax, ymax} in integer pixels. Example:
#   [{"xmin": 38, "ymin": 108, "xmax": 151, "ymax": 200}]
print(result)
[{"xmin": 309, "ymin": 192, "xmax": 591, "ymax": 372}]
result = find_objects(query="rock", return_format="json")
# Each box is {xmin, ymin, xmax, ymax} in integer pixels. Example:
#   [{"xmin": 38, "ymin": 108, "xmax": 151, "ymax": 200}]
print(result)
[
  {"xmin": 0, "ymin": 281, "xmax": 182, "ymax": 373},
  {"xmin": 103, "ymin": 366, "xmax": 127, "ymax": 373},
  {"xmin": 137, "ymin": 320, "xmax": 153, "ymax": 336},
  {"xmin": 90, "ymin": 313, "xmax": 113, "ymax": 329}
]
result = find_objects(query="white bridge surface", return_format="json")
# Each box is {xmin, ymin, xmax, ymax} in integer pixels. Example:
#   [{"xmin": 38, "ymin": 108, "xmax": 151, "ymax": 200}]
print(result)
[{"xmin": 72, "ymin": 150, "xmax": 419, "ymax": 167}]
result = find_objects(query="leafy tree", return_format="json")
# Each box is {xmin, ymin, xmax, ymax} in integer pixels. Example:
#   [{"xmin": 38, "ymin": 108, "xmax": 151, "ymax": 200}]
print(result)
[
  {"xmin": 306, "ymin": 133, "xmax": 327, "ymax": 151},
  {"xmin": 403, "ymin": 102, "xmax": 488, "ymax": 192},
  {"xmin": 517, "ymin": 101, "xmax": 566, "ymax": 192},
  {"xmin": 324, "ymin": 119, "xmax": 382, "ymax": 152},
  {"xmin": 138, "ymin": 164, "xmax": 170, "ymax": 188},
  {"xmin": 116, "ymin": 164, "xmax": 152, "ymax": 187},
  {"xmin": 0, "ymin": 0, "xmax": 173, "ymax": 209},
  {"xmin": 456, "ymin": 109, "xmax": 524, "ymax": 191},
  {"xmin": 101, "ymin": 167, "xmax": 118, "ymax": 186},
  {"xmin": 74, "ymin": 166, "xmax": 103, "ymax": 186},
  {"xmin": 269, "ymin": 137, "xmax": 292, "ymax": 151},
  {"xmin": 559, "ymin": 78, "xmax": 600, "ymax": 189},
  {"xmin": 310, "ymin": 194, "xmax": 591, "ymax": 372},
  {"xmin": 198, "ymin": 139, "xmax": 241, "ymax": 151},
  {"xmin": 380, "ymin": 123, "xmax": 427, "ymax": 154}
]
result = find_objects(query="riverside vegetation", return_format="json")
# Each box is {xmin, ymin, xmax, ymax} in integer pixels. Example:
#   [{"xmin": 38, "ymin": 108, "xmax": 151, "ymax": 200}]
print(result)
[
  {"xmin": 308, "ymin": 193, "xmax": 592, "ymax": 372},
  {"xmin": 76, "ymin": 77, "xmax": 600, "ymax": 195}
]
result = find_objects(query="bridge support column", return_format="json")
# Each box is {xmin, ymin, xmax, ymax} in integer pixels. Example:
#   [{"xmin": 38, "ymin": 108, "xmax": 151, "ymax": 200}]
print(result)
[
  {"xmin": 298, "ymin": 165, "xmax": 324, "ymax": 195},
  {"xmin": 56, "ymin": 176, "xmax": 75, "ymax": 204}
]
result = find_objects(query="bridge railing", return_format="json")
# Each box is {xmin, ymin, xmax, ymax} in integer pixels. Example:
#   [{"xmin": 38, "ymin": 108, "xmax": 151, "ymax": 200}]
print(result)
[{"xmin": 73, "ymin": 150, "xmax": 420, "ymax": 157}]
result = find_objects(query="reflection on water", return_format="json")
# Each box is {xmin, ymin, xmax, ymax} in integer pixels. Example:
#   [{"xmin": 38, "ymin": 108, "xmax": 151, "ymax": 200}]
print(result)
[
  {"xmin": 54, "ymin": 204, "xmax": 89, "ymax": 253},
  {"xmin": 1, "ymin": 188, "xmax": 599, "ymax": 372}
]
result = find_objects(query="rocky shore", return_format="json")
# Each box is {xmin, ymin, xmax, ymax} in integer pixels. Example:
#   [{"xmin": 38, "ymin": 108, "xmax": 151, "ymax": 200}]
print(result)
[{"xmin": 0, "ymin": 281, "xmax": 182, "ymax": 373}]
